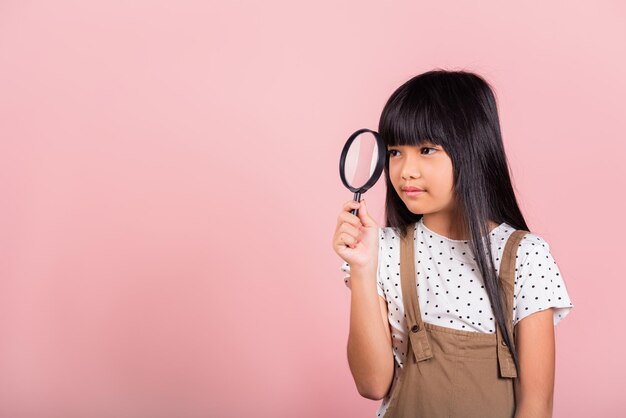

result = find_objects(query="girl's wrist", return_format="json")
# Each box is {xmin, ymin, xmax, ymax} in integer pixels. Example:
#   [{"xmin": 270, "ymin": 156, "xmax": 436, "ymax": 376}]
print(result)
[{"xmin": 350, "ymin": 263, "xmax": 377, "ymax": 276}]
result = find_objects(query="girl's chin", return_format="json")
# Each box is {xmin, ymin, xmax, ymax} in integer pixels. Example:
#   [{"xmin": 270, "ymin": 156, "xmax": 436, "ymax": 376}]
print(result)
[{"xmin": 403, "ymin": 202, "xmax": 424, "ymax": 212}]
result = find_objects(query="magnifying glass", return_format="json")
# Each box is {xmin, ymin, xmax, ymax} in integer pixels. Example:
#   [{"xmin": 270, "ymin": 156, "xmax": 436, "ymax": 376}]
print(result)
[{"xmin": 339, "ymin": 128, "xmax": 387, "ymax": 216}]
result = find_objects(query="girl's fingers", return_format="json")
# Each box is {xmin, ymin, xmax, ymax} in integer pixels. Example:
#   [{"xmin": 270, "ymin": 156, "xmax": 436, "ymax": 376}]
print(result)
[
  {"xmin": 336, "ymin": 200, "xmax": 360, "ymax": 225},
  {"xmin": 337, "ymin": 201, "xmax": 362, "ymax": 226},
  {"xmin": 339, "ymin": 210, "xmax": 361, "ymax": 227},
  {"xmin": 344, "ymin": 200, "xmax": 360, "ymax": 210},
  {"xmin": 338, "ymin": 221, "xmax": 360, "ymax": 240},
  {"xmin": 334, "ymin": 200, "xmax": 362, "ymax": 243},
  {"xmin": 340, "ymin": 232, "xmax": 358, "ymax": 248}
]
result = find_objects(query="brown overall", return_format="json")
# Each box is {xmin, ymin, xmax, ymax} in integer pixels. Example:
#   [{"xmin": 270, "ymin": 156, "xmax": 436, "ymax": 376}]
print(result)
[{"xmin": 382, "ymin": 224, "xmax": 528, "ymax": 418}]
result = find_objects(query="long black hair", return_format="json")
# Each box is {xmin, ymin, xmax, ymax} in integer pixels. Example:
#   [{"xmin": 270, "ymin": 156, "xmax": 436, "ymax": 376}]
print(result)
[{"xmin": 378, "ymin": 68, "xmax": 529, "ymax": 371}]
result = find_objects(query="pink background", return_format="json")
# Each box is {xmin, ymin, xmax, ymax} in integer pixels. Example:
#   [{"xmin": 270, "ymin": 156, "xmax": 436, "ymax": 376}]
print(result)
[{"xmin": 1, "ymin": 1, "xmax": 624, "ymax": 417}]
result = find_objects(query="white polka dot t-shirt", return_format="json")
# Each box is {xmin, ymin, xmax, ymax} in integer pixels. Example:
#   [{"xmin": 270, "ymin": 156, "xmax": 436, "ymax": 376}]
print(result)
[{"xmin": 340, "ymin": 218, "xmax": 573, "ymax": 417}]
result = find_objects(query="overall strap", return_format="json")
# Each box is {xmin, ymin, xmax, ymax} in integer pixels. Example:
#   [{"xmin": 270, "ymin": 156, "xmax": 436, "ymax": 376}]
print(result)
[
  {"xmin": 399, "ymin": 223, "xmax": 433, "ymax": 363},
  {"xmin": 495, "ymin": 229, "xmax": 529, "ymax": 378}
]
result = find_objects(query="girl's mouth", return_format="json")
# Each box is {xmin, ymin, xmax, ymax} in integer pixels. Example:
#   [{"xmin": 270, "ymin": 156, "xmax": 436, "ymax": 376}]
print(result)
[{"xmin": 404, "ymin": 190, "xmax": 425, "ymax": 197}]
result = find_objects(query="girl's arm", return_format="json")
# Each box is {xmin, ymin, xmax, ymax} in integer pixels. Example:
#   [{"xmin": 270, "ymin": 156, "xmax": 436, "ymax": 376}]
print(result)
[
  {"xmin": 513, "ymin": 308, "xmax": 555, "ymax": 418},
  {"xmin": 347, "ymin": 266, "xmax": 394, "ymax": 400}
]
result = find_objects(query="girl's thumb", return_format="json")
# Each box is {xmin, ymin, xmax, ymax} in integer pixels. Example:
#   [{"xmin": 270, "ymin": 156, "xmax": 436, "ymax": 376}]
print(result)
[{"xmin": 358, "ymin": 199, "xmax": 375, "ymax": 227}]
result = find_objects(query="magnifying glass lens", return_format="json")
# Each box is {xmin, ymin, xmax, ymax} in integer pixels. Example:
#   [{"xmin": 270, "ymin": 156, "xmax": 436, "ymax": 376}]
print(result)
[
  {"xmin": 339, "ymin": 129, "xmax": 386, "ymax": 216},
  {"xmin": 344, "ymin": 131, "xmax": 379, "ymax": 189}
]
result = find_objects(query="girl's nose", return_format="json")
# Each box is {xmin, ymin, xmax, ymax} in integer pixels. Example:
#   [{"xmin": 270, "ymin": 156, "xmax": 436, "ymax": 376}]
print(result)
[
  {"xmin": 398, "ymin": 150, "xmax": 422, "ymax": 179},
  {"xmin": 401, "ymin": 164, "xmax": 421, "ymax": 180}
]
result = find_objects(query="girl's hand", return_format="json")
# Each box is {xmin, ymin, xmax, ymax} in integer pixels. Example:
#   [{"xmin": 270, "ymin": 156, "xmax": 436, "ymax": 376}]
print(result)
[{"xmin": 332, "ymin": 198, "xmax": 379, "ymax": 271}]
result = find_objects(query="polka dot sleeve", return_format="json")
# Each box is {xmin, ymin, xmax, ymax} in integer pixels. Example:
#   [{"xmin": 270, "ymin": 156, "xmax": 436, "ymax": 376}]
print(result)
[
  {"xmin": 340, "ymin": 228, "xmax": 385, "ymax": 298},
  {"xmin": 513, "ymin": 235, "xmax": 574, "ymax": 327}
]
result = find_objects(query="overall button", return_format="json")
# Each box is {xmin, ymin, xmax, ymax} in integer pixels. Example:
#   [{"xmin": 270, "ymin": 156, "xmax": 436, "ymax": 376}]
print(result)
[
  {"xmin": 501, "ymin": 340, "xmax": 507, "ymax": 346},
  {"xmin": 411, "ymin": 324, "xmax": 420, "ymax": 333}
]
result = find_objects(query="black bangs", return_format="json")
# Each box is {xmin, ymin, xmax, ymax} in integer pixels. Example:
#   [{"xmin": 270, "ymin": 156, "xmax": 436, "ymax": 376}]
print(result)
[{"xmin": 378, "ymin": 77, "xmax": 452, "ymax": 150}]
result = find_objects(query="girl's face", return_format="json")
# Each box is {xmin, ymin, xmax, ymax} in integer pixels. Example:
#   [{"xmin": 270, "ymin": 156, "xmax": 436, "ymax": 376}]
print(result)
[{"xmin": 388, "ymin": 142, "xmax": 456, "ymax": 216}]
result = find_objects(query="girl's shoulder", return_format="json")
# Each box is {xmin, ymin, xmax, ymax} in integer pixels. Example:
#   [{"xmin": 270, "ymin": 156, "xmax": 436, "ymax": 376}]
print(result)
[
  {"xmin": 381, "ymin": 223, "xmax": 548, "ymax": 242},
  {"xmin": 379, "ymin": 225, "xmax": 412, "ymax": 241},
  {"xmin": 508, "ymin": 227, "xmax": 553, "ymax": 261},
  {"xmin": 379, "ymin": 223, "xmax": 554, "ymax": 260},
  {"xmin": 506, "ymin": 227, "xmax": 573, "ymax": 326},
  {"xmin": 495, "ymin": 223, "xmax": 551, "ymax": 253}
]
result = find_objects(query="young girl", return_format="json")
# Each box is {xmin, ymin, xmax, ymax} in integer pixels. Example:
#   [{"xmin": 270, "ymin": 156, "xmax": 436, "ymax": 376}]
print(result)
[{"xmin": 332, "ymin": 69, "xmax": 573, "ymax": 418}]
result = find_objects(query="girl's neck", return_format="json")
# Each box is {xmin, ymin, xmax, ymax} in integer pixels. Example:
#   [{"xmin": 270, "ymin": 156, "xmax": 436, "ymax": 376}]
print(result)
[{"xmin": 422, "ymin": 213, "xmax": 499, "ymax": 241}]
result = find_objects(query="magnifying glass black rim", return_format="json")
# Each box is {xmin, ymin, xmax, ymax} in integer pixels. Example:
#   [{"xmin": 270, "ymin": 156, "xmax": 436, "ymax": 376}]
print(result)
[{"xmin": 339, "ymin": 128, "xmax": 386, "ymax": 194}]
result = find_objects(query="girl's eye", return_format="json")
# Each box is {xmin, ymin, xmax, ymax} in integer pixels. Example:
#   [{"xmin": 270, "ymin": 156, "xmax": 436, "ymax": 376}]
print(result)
[{"xmin": 387, "ymin": 147, "xmax": 437, "ymax": 157}]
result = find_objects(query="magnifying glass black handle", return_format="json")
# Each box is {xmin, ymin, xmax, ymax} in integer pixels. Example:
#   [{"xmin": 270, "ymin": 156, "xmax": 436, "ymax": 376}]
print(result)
[{"xmin": 350, "ymin": 191, "xmax": 362, "ymax": 216}]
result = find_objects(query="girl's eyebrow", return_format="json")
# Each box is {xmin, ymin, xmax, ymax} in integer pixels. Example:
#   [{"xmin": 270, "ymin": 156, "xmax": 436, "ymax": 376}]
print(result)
[{"xmin": 388, "ymin": 143, "xmax": 439, "ymax": 148}]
